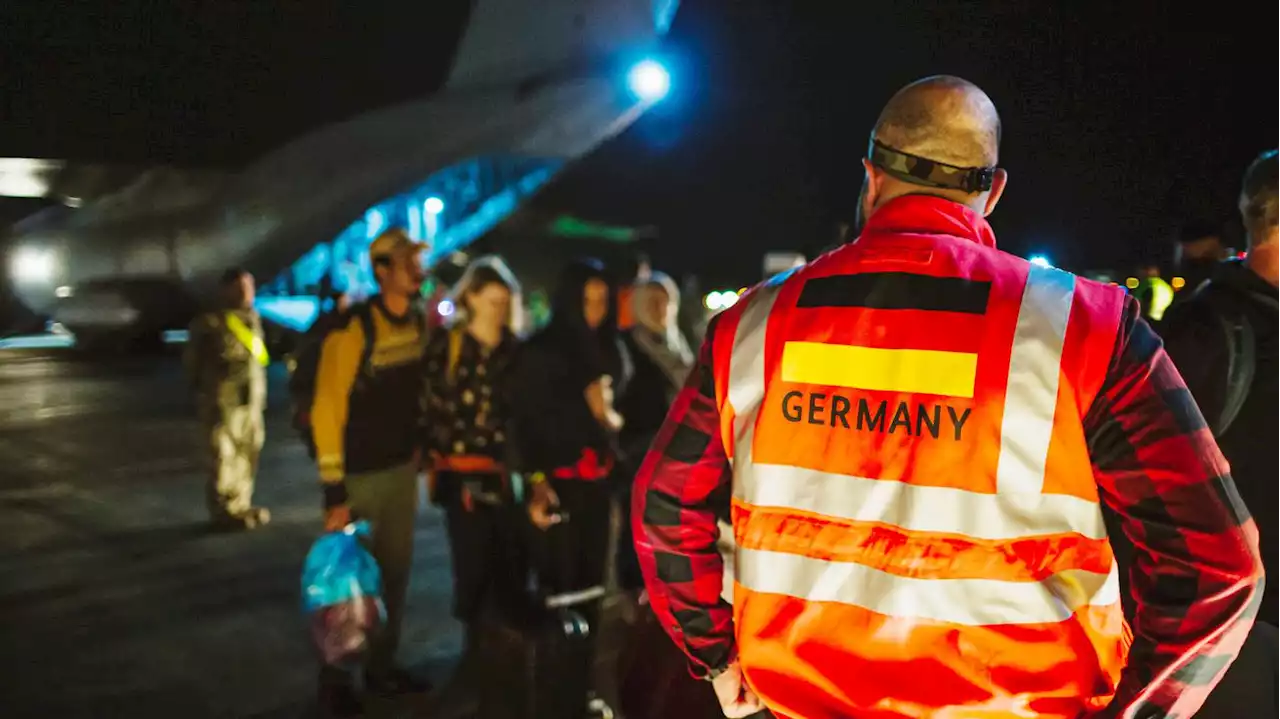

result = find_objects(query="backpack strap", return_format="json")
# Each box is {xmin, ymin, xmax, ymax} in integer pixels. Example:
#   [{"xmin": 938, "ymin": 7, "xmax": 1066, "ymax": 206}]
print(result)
[
  {"xmin": 353, "ymin": 302, "xmax": 378, "ymax": 382},
  {"xmin": 1215, "ymin": 308, "xmax": 1256, "ymax": 437},
  {"xmin": 1191, "ymin": 281, "xmax": 1259, "ymax": 438},
  {"xmin": 446, "ymin": 325, "xmax": 464, "ymax": 386}
]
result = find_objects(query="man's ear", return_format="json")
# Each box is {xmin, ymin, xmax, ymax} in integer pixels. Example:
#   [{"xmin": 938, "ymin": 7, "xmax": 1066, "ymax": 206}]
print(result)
[
  {"xmin": 983, "ymin": 168, "xmax": 1008, "ymax": 217},
  {"xmin": 865, "ymin": 158, "xmax": 885, "ymax": 211},
  {"xmin": 861, "ymin": 159, "xmax": 881, "ymax": 208}
]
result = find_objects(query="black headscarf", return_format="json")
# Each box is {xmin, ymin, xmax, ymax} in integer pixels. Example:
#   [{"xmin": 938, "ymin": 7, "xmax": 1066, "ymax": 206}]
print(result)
[{"xmin": 546, "ymin": 258, "xmax": 622, "ymax": 383}]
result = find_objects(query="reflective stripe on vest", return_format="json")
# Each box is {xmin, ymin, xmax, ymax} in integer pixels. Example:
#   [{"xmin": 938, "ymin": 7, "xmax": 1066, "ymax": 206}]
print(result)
[
  {"xmin": 225, "ymin": 312, "xmax": 269, "ymax": 367},
  {"xmin": 719, "ymin": 260, "xmax": 1128, "ymax": 718}
]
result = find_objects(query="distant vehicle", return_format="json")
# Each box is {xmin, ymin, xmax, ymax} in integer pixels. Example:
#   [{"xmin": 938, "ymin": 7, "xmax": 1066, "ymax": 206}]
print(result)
[{"xmin": 3, "ymin": 0, "xmax": 678, "ymax": 349}]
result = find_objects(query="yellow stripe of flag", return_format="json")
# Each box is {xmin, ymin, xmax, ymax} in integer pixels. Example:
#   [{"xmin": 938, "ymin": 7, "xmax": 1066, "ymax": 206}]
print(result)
[{"xmin": 781, "ymin": 341, "xmax": 977, "ymax": 398}]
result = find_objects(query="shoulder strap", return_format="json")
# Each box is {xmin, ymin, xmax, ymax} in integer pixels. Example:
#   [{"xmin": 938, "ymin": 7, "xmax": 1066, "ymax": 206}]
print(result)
[
  {"xmin": 446, "ymin": 326, "xmax": 464, "ymax": 386},
  {"xmin": 1216, "ymin": 309, "xmax": 1256, "ymax": 437},
  {"xmin": 355, "ymin": 302, "xmax": 377, "ymax": 377}
]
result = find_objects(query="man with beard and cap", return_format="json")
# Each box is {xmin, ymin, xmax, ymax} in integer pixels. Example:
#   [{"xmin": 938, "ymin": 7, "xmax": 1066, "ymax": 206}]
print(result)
[
  {"xmin": 632, "ymin": 75, "xmax": 1261, "ymax": 719},
  {"xmin": 509, "ymin": 258, "xmax": 631, "ymax": 716},
  {"xmin": 311, "ymin": 228, "xmax": 432, "ymax": 715}
]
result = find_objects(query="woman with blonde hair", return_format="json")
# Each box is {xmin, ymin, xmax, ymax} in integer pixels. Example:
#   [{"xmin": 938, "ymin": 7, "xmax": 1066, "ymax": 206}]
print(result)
[
  {"xmin": 442, "ymin": 255, "xmax": 524, "ymax": 334},
  {"xmin": 421, "ymin": 255, "xmax": 524, "ymax": 645}
]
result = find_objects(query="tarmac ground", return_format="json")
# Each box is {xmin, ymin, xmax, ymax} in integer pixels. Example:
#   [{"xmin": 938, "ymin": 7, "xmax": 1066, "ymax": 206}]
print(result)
[{"xmin": 22, "ymin": 339, "xmax": 1274, "ymax": 719}]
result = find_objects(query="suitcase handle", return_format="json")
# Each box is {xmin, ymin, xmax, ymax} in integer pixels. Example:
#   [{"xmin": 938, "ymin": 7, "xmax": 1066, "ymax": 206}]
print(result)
[{"xmin": 544, "ymin": 585, "xmax": 606, "ymax": 609}]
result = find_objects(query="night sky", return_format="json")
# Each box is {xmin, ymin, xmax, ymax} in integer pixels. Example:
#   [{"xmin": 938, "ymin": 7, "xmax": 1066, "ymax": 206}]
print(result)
[{"xmin": 2, "ymin": 1, "xmax": 1276, "ymax": 286}]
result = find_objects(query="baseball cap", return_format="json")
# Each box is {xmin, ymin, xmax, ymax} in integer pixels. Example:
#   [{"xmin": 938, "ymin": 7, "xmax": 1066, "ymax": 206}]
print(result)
[{"xmin": 369, "ymin": 228, "xmax": 427, "ymax": 264}]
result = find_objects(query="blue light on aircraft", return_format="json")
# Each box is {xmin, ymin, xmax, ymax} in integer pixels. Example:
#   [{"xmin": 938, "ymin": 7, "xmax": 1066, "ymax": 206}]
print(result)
[
  {"xmin": 424, "ymin": 196, "xmax": 445, "ymax": 215},
  {"xmin": 1029, "ymin": 255, "xmax": 1053, "ymax": 268},
  {"xmin": 366, "ymin": 208, "xmax": 386, "ymax": 239},
  {"xmin": 628, "ymin": 60, "xmax": 670, "ymax": 102},
  {"xmin": 437, "ymin": 299, "xmax": 455, "ymax": 317},
  {"xmin": 0, "ymin": 333, "xmax": 75, "ymax": 350},
  {"xmin": 255, "ymin": 296, "xmax": 320, "ymax": 333}
]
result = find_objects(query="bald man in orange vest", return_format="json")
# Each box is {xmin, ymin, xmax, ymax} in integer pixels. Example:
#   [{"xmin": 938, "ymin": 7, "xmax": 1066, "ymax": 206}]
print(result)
[{"xmin": 633, "ymin": 76, "xmax": 1262, "ymax": 719}]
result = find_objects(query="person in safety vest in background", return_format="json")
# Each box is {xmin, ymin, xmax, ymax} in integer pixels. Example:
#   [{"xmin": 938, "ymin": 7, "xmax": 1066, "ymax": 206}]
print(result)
[
  {"xmin": 184, "ymin": 267, "xmax": 271, "ymax": 530},
  {"xmin": 632, "ymin": 75, "xmax": 1263, "ymax": 719},
  {"xmin": 1133, "ymin": 263, "xmax": 1175, "ymax": 325}
]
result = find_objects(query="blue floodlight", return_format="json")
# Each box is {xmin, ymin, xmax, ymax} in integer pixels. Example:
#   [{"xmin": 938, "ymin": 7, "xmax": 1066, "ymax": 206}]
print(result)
[
  {"xmin": 1029, "ymin": 255, "xmax": 1053, "ymax": 268},
  {"xmin": 628, "ymin": 59, "xmax": 670, "ymax": 102},
  {"xmin": 424, "ymin": 196, "xmax": 445, "ymax": 215},
  {"xmin": 437, "ymin": 299, "xmax": 455, "ymax": 317}
]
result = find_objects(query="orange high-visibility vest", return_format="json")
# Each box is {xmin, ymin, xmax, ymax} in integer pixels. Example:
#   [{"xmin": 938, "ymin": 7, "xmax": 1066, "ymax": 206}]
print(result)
[{"xmin": 710, "ymin": 229, "xmax": 1130, "ymax": 718}]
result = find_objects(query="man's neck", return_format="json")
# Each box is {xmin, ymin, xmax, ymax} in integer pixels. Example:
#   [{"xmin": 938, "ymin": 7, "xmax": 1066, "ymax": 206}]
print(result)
[
  {"xmin": 1245, "ymin": 239, "xmax": 1279, "ymax": 287},
  {"xmin": 467, "ymin": 320, "xmax": 503, "ymax": 348},
  {"xmin": 381, "ymin": 292, "xmax": 411, "ymax": 317}
]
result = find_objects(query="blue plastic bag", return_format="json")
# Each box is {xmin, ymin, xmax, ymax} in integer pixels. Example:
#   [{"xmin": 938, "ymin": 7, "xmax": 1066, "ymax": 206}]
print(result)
[{"xmin": 301, "ymin": 521, "xmax": 386, "ymax": 666}]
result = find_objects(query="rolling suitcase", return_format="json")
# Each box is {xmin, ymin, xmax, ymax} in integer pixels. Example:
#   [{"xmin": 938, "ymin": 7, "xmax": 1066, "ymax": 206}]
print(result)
[
  {"xmin": 476, "ymin": 505, "xmax": 608, "ymax": 719},
  {"xmin": 476, "ymin": 586, "xmax": 606, "ymax": 719}
]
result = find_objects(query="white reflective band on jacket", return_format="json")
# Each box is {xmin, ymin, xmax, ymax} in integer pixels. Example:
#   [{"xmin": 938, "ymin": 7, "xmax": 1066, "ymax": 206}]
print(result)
[{"xmin": 715, "ymin": 259, "xmax": 1129, "ymax": 717}]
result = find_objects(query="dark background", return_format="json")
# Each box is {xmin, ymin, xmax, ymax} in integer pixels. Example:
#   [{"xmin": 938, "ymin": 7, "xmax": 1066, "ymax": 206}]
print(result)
[{"xmin": 2, "ymin": 0, "xmax": 1276, "ymax": 285}]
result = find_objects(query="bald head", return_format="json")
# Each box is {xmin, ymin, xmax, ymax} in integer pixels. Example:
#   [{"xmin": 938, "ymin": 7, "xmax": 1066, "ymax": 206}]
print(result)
[
  {"xmin": 872, "ymin": 75, "xmax": 1001, "ymax": 168},
  {"xmin": 854, "ymin": 76, "xmax": 1007, "ymax": 229}
]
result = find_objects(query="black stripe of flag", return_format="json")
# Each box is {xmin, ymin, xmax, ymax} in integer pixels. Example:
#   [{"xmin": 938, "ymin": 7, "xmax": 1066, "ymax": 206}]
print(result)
[{"xmin": 796, "ymin": 272, "xmax": 991, "ymax": 314}]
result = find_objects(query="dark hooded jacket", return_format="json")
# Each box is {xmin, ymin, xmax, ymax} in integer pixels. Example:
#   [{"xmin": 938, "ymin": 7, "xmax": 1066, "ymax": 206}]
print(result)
[
  {"xmin": 1160, "ymin": 258, "xmax": 1278, "ymax": 624},
  {"xmin": 510, "ymin": 260, "xmax": 632, "ymax": 474}
]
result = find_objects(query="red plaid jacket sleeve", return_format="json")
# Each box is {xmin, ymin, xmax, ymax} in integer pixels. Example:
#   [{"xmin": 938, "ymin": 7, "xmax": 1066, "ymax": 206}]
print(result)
[
  {"xmin": 1085, "ymin": 297, "xmax": 1263, "ymax": 718},
  {"xmin": 631, "ymin": 316, "xmax": 736, "ymax": 677}
]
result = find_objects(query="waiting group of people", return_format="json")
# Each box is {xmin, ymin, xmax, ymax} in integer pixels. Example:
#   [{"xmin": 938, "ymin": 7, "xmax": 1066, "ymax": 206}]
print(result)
[{"xmin": 186, "ymin": 226, "xmax": 697, "ymax": 716}]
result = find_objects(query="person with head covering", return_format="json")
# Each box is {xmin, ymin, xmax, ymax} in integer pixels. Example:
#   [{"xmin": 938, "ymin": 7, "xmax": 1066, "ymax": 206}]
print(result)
[
  {"xmin": 613, "ymin": 271, "xmax": 694, "ymax": 593},
  {"xmin": 509, "ymin": 258, "xmax": 631, "ymax": 715}
]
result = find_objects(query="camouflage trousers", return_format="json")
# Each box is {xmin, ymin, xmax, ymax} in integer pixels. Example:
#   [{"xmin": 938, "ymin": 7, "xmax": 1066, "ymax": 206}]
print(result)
[{"xmin": 204, "ymin": 404, "xmax": 265, "ymax": 519}]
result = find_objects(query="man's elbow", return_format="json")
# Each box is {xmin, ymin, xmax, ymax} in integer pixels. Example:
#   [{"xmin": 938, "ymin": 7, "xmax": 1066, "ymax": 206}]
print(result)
[
  {"xmin": 1243, "ymin": 536, "xmax": 1265, "ymax": 599},
  {"xmin": 1224, "ymin": 524, "xmax": 1266, "ymax": 611}
]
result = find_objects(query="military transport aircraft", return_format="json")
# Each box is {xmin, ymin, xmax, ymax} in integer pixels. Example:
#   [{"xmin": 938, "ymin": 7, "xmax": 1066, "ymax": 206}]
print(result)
[{"xmin": 2, "ymin": 0, "xmax": 677, "ymax": 347}]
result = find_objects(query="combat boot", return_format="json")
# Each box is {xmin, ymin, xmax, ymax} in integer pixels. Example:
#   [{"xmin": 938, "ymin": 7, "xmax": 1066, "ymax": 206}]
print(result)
[
  {"xmin": 242, "ymin": 506, "xmax": 271, "ymax": 528},
  {"xmin": 211, "ymin": 507, "xmax": 270, "ymax": 531}
]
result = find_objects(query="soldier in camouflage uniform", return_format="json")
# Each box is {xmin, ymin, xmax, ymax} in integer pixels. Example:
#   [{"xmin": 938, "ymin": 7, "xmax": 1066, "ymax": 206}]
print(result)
[{"xmin": 184, "ymin": 267, "xmax": 271, "ymax": 529}]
